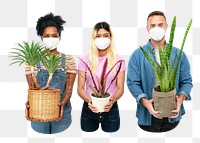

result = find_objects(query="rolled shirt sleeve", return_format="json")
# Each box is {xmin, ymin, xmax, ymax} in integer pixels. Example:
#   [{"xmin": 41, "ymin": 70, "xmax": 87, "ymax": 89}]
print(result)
[{"xmin": 127, "ymin": 50, "xmax": 148, "ymax": 105}]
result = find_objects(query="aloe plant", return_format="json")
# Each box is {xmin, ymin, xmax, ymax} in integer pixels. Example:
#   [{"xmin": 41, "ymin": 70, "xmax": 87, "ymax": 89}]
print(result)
[
  {"xmin": 41, "ymin": 51, "xmax": 61, "ymax": 89},
  {"xmin": 140, "ymin": 16, "xmax": 192, "ymax": 92},
  {"xmin": 9, "ymin": 41, "xmax": 46, "ymax": 89},
  {"xmin": 79, "ymin": 57, "xmax": 124, "ymax": 98}
]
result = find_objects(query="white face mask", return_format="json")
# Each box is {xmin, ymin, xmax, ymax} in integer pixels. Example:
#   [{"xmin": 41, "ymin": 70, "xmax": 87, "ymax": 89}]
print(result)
[
  {"xmin": 94, "ymin": 38, "xmax": 111, "ymax": 50},
  {"xmin": 42, "ymin": 38, "xmax": 60, "ymax": 50},
  {"xmin": 149, "ymin": 27, "xmax": 165, "ymax": 41}
]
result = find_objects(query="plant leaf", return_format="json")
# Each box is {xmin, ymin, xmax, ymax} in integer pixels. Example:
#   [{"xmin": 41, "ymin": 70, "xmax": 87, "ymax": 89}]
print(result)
[
  {"xmin": 78, "ymin": 57, "xmax": 98, "ymax": 91},
  {"xmin": 105, "ymin": 60, "xmax": 124, "ymax": 93}
]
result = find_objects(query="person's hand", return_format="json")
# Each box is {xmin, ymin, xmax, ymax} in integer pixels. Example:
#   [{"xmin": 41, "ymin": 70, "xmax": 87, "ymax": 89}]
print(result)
[
  {"xmin": 25, "ymin": 101, "xmax": 30, "ymax": 121},
  {"xmin": 88, "ymin": 101, "xmax": 98, "ymax": 113},
  {"xmin": 171, "ymin": 96, "xmax": 181, "ymax": 118},
  {"xmin": 146, "ymin": 99, "xmax": 160, "ymax": 117},
  {"xmin": 104, "ymin": 96, "xmax": 116, "ymax": 112},
  {"xmin": 141, "ymin": 98, "xmax": 159, "ymax": 117},
  {"xmin": 57, "ymin": 102, "xmax": 64, "ymax": 121}
]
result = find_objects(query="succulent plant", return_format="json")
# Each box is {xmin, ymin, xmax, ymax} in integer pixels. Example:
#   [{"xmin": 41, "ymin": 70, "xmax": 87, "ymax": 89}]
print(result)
[{"xmin": 140, "ymin": 16, "xmax": 192, "ymax": 92}]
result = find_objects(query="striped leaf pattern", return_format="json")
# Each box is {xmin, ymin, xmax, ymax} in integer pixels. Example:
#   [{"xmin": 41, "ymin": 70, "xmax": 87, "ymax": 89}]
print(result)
[{"xmin": 140, "ymin": 16, "xmax": 192, "ymax": 92}]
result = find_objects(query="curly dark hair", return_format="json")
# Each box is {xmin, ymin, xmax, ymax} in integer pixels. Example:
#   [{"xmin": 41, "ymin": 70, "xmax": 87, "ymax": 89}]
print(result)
[{"xmin": 36, "ymin": 12, "xmax": 66, "ymax": 37}]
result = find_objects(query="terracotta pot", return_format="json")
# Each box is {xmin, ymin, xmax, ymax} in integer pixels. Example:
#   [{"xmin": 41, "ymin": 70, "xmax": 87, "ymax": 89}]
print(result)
[
  {"xmin": 152, "ymin": 87, "xmax": 177, "ymax": 119},
  {"xmin": 90, "ymin": 93, "xmax": 111, "ymax": 112}
]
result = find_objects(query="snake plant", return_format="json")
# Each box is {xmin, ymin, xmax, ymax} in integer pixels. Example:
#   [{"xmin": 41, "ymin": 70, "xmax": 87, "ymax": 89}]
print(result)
[{"xmin": 140, "ymin": 16, "xmax": 192, "ymax": 92}]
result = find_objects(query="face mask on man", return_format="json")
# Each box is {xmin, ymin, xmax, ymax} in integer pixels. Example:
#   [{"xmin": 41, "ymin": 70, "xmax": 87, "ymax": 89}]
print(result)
[
  {"xmin": 94, "ymin": 38, "xmax": 111, "ymax": 50},
  {"xmin": 42, "ymin": 38, "xmax": 60, "ymax": 50},
  {"xmin": 149, "ymin": 27, "xmax": 165, "ymax": 42}
]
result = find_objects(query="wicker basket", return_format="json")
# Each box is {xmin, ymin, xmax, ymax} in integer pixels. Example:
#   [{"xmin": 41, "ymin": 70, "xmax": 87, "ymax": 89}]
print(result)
[{"xmin": 28, "ymin": 88, "xmax": 60, "ymax": 122}]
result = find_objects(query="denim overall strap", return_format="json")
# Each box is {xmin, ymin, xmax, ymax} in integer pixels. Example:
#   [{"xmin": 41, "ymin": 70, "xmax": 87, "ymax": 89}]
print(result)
[
  {"xmin": 36, "ymin": 62, "xmax": 41, "ymax": 69},
  {"xmin": 61, "ymin": 53, "xmax": 66, "ymax": 71}
]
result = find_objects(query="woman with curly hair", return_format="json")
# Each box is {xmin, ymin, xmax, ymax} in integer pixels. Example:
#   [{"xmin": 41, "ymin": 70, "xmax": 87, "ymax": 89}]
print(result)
[{"xmin": 25, "ymin": 12, "xmax": 77, "ymax": 134}]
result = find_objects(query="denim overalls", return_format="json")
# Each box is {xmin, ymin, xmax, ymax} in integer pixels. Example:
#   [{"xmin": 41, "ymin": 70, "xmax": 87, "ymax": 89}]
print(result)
[{"xmin": 31, "ymin": 53, "xmax": 72, "ymax": 134}]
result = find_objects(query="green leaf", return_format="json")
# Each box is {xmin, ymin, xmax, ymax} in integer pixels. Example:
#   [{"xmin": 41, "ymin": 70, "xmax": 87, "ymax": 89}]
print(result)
[
  {"xmin": 9, "ymin": 41, "xmax": 45, "ymax": 67},
  {"xmin": 139, "ymin": 16, "xmax": 192, "ymax": 92}
]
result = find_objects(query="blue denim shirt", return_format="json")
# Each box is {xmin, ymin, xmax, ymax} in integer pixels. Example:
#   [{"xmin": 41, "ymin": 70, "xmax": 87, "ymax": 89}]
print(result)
[{"xmin": 127, "ymin": 40, "xmax": 192, "ymax": 126}]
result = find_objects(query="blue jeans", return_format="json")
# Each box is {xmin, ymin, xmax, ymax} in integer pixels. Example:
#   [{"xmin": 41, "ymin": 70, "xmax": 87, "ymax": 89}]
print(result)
[{"xmin": 81, "ymin": 101, "xmax": 120, "ymax": 132}]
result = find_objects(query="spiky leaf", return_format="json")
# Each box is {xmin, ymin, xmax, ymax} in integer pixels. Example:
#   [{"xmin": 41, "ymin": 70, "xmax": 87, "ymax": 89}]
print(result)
[{"xmin": 140, "ymin": 16, "xmax": 192, "ymax": 92}]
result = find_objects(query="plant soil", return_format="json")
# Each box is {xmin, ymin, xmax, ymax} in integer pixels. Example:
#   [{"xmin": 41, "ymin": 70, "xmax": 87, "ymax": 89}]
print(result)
[{"xmin": 91, "ymin": 93, "xmax": 110, "ymax": 98}]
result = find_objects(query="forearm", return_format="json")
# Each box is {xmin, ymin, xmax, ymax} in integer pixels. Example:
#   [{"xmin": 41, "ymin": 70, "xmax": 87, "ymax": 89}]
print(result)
[
  {"xmin": 140, "ymin": 97, "xmax": 149, "ymax": 107},
  {"xmin": 111, "ymin": 71, "xmax": 125, "ymax": 103},
  {"xmin": 77, "ymin": 70, "xmax": 91, "ymax": 103},
  {"xmin": 61, "ymin": 73, "xmax": 76, "ymax": 105},
  {"xmin": 177, "ymin": 93, "xmax": 186, "ymax": 105},
  {"xmin": 112, "ymin": 87, "xmax": 124, "ymax": 103},
  {"xmin": 77, "ymin": 88, "xmax": 91, "ymax": 103},
  {"xmin": 61, "ymin": 89, "xmax": 72, "ymax": 105}
]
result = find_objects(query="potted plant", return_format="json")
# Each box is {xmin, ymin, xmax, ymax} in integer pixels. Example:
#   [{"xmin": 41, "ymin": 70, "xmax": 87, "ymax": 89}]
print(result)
[
  {"xmin": 79, "ymin": 57, "xmax": 124, "ymax": 112},
  {"xmin": 9, "ymin": 41, "xmax": 62, "ymax": 122},
  {"xmin": 140, "ymin": 16, "xmax": 192, "ymax": 118}
]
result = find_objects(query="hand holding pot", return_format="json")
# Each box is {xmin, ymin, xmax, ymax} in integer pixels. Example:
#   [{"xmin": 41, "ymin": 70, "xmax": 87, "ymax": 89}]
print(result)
[
  {"xmin": 25, "ymin": 101, "xmax": 30, "ymax": 121},
  {"xmin": 171, "ymin": 95, "xmax": 186, "ymax": 118},
  {"xmin": 141, "ymin": 98, "xmax": 160, "ymax": 117},
  {"xmin": 104, "ymin": 96, "xmax": 116, "ymax": 112},
  {"xmin": 57, "ymin": 102, "xmax": 64, "ymax": 121},
  {"xmin": 104, "ymin": 102, "xmax": 113, "ymax": 112},
  {"xmin": 88, "ymin": 101, "xmax": 98, "ymax": 113}
]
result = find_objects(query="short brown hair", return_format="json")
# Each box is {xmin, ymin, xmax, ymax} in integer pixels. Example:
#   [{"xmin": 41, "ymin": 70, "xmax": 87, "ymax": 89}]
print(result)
[{"xmin": 147, "ymin": 11, "xmax": 166, "ymax": 21}]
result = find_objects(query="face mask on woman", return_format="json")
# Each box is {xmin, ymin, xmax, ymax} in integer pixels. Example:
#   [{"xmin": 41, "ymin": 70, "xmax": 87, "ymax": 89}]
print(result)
[
  {"xmin": 43, "ymin": 38, "xmax": 60, "ymax": 50},
  {"xmin": 94, "ymin": 38, "xmax": 111, "ymax": 50},
  {"xmin": 149, "ymin": 27, "xmax": 165, "ymax": 41}
]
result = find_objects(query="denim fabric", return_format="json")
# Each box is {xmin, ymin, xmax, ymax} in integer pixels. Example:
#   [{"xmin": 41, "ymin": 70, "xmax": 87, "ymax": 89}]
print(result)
[
  {"xmin": 81, "ymin": 102, "xmax": 120, "ymax": 132},
  {"xmin": 31, "ymin": 54, "xmax": 72, "ymax": 134},
  {"xmin": 31, "ymin": 105, "xmax": 71, "ymax": 134},
  {"xmin": 127, "ymin": 40, "xmax": 193, "ymax": 126}
]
